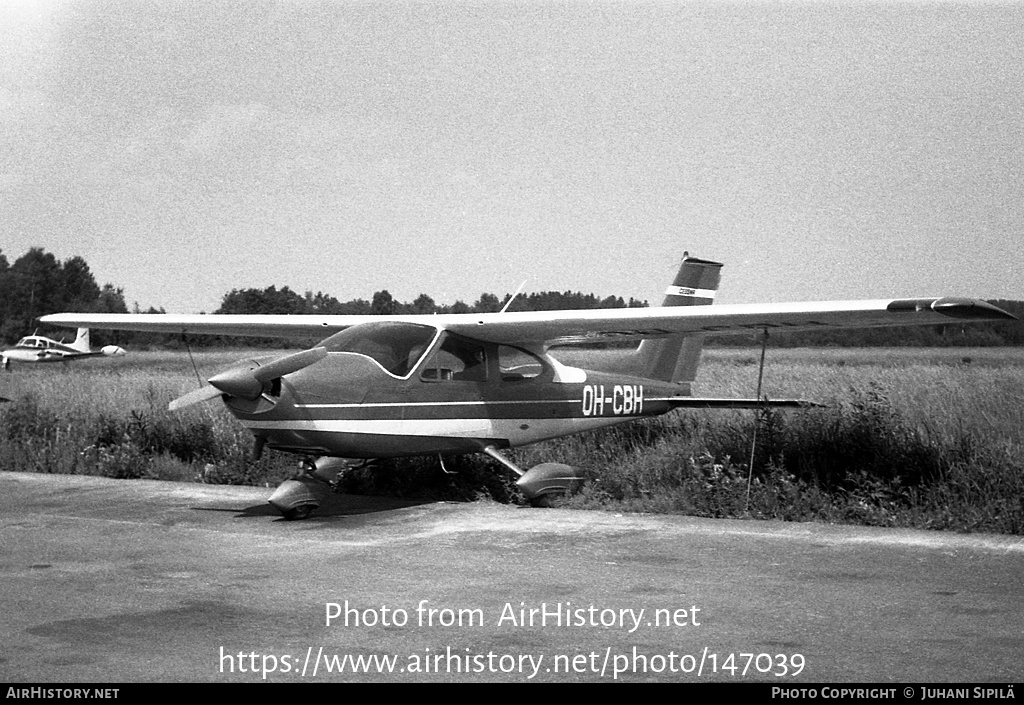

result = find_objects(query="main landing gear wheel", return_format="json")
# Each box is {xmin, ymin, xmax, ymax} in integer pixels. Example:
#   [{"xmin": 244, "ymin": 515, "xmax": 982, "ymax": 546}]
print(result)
[
  {"xmin": 515, "ymin": 462, "xmax": 584, "ymax": 506},
  {"xmin": 481, "ymin": 448, "xmax": 584, "ymax": 508}
]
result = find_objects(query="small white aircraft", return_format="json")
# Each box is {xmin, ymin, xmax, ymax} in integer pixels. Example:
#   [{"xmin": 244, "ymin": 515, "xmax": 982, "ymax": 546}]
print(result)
[
  {"xmin": 2, "ymin": 328, "xmax": 126, "ymax": 369},
  {"xmin": 40, "ymin": 255, "xmax": 1016, "ymax": 518}
]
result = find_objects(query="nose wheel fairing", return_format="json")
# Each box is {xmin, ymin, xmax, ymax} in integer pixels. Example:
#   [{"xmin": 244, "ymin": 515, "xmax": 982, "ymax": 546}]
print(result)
[
  {"xmin": 268, "ymin": 475, "xmax": 329, "ymax": 520},
  {"xmin": 266, "ymin": 456, "xmax": 352, "ymax": 519}
]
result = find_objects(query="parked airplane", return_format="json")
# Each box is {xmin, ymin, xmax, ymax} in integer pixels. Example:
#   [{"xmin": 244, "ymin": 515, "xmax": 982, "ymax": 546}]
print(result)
[
  {"xmin": 2, "ymin": 328, "xmax": 126, "ymax": 369},
  {"xmin": 40, "ymin": 256, "xmax": 1015, "ymax": 519}
]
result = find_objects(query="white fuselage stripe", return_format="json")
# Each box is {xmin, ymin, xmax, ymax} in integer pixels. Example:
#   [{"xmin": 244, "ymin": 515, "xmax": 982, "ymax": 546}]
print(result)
[
  {"xmin": 295, "ymin": 397, "xmax": 684, "ymax": 410},
  {"xmin": 295, "ymin": 399, "xmax": 580, "ymax": 409}
]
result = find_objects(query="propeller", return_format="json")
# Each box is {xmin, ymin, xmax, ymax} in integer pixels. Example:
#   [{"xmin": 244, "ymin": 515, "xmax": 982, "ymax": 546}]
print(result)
[{"xmin": 169, "ymin": 346, "xmax": 328, "ymax": 411}]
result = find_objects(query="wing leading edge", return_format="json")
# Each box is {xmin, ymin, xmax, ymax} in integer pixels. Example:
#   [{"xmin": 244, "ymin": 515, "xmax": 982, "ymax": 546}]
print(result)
[{"xmin": 40, "ymin": 297, "xmax": 1015, "ymax": 346}]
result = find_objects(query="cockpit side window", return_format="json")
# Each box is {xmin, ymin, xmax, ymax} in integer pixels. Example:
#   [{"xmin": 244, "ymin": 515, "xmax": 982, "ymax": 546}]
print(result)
[
  {"xmin": 420, "ymin": 334, "xmax": 488, "ymax": 382},
  {"xmin": 319, "ymin": 322, "xmax": 438, "ymax": 378}
]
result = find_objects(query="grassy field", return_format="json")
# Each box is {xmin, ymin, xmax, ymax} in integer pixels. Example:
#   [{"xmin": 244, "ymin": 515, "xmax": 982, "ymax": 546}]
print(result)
[{"xmin": 1, "ymin": 346, "xmax": 1021, "ymax": 534}]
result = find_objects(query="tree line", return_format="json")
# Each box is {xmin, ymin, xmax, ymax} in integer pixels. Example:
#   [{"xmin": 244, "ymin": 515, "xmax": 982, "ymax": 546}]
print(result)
[
  {"xmin": 216, "ymin": 284, "xmax": 647, "ymax": 316},
  {"xmin": 2, "ymin": 247, "xmax": 1020, "ymax": 348},
  {"xmin": 0, "ymin": 247, "xmax": 128, "ymax": 344},
  {"xmin": 0, "ymin": 247, "xmax": 648, "ymax": 348},
  {"xmin": 184, "ymin": 285, "xmax": 649, "ymax": 348}
]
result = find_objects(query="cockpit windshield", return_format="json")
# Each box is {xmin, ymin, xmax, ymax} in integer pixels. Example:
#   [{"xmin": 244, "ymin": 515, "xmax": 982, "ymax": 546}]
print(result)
[{"xmin": 318, "ymin": 322, "xmax": 438, "ymax": 378}]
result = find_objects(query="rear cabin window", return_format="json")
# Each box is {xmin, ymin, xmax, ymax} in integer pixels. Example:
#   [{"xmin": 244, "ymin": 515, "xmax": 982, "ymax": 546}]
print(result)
[{"xmin": 497, "ymin": 345, "xmax": 544, "ymax": 381}]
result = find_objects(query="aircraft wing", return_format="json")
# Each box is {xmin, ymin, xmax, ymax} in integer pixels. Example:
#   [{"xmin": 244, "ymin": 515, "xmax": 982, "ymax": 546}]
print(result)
[
  {"xmin": 40, "ymin": 297, "xmax": 1014, "ymax": 346},
  {"xmin": 441, "ymin": 297, "xmax": 1015, "ymax": 345},
  {"xmin": 39, "ymin": 313, "xmax": 381, "ymax": 338}
]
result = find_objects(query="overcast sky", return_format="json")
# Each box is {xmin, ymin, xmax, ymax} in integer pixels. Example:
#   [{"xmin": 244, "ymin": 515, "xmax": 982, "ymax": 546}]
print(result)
[{"xmin": 2, "ymin": 1, "xmax": 1022, "ymax": 313}]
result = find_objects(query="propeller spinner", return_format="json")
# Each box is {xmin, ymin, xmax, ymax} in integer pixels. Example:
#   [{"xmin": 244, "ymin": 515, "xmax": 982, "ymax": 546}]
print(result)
[{"xmin": 169, "ymin": 346, "xmax": 328, "ymax": 411}]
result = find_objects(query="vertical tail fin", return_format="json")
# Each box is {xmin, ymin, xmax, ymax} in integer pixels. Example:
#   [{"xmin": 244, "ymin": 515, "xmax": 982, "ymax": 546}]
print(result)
[
  {"xmin": 632, "ymin": 255, "xmax": 722, "ymax": 384},
  {"xmin": 72, "ymin": 328, "xmax": 91, "ymax": 352}
]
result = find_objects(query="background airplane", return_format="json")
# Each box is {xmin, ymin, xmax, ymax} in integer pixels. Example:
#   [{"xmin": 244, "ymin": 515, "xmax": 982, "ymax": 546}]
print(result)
[
  {"xmin": 40, "ymin": 256, "xmax": 1015, "ymax": 519},
  {"xmin": 2, "ymin": 328, "xmax": 126, "ymax": 369}
]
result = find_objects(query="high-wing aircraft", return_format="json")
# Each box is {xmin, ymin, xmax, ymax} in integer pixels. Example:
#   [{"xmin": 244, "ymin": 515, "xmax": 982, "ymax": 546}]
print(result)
[
  {"xmin": 2, "ymin": 328, "xmax": 126, "ymax": 369},
  {"xmin": 40, "ymin": 256, "xmax": 1015, "ymax": 519}
]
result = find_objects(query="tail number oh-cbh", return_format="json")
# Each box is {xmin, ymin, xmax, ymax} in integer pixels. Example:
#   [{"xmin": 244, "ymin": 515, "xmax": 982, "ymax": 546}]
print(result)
[{"xmin": 581, "ymin": 384, "xmax": 644, "ymax": 417}]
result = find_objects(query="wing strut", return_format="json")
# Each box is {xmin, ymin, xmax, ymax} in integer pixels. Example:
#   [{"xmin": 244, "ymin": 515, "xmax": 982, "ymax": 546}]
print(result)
[
  {"xmin": 745, "ymin": 328, "xmax": 769, "ymax": 511},
  {"xmin": 181, "ymin": 333, "xmax": 203, "ymax": 387},
  {"xmin": 499, "ymin": 280, "xmax": 528, "ymax": 314}
]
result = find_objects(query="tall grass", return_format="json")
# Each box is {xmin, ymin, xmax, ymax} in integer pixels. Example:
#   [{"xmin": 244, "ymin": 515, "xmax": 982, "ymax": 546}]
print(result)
[
  {"xmin": 0, "ymin": 347, "xmax": 1021, "ymax": 534},
  {"xmin": 0, "ymin": 352, "xmax": 298, "ymax": 486},
  {"xmin": 541, "ymin": 347, "xmax": 1024, "ymax": 533}
]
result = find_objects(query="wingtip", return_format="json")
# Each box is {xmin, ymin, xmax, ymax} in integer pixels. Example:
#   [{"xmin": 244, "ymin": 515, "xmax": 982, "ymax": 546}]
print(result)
[
  {"xmin": 931, "ymin": 298, "xmax": 1018, "ymax": 321},
  {"xmin": 886, "ymin": 298, "xmax": 1017, "ymax": 321}
]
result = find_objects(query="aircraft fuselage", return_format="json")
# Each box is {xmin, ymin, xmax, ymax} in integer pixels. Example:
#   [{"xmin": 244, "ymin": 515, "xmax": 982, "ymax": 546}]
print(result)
[
  {"xmin": 2, "ymin": 333, "xmax": 125, "ymax": 365},
  {"xmin": 220, "ymin": 323, "xmax": 687, "ymax": 459},
  {"xmin": 2, "ymin": 340, "xmax": 96, "ymax": 363}
]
